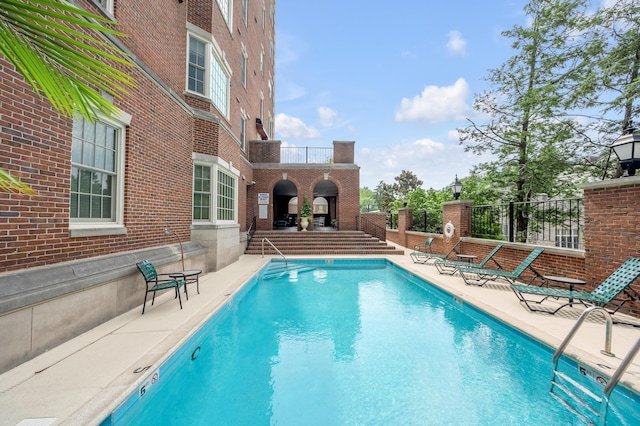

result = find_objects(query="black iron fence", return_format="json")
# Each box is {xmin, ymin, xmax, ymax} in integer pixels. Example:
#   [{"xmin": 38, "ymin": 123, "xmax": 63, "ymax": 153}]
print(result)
[
  {"xmin": 411, "ymin": 209, "xmax": 443, "ymax": 233},
  {"xmin": 472, "ymin": 197, "xmax": 584, "ymax": 249},
  {"xmin": 281, "ymin": 147, "xmax": 334, "ymax": 164},
  {"xmin": 387, "ymin": 213, "xmax": 398, "ymax": 230}
]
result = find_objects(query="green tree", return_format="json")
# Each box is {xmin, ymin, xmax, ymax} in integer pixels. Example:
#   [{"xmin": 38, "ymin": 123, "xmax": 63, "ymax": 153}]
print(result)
[
  {"xmin": 375, "ymin": 180, "xmax": 398, "ymax": 213},
  {"xmin": 394, "ymin": 170, "xmax": 423, "ymax": 197},
  {"xmin": 569, "ymin": 0, "xmax": 640, "ymax": 177},
  {"xmin": 459, "ymin": 0, "xmax": 589, "ymax": 241},
  {"xmin": 359, "ymin": 187, "xmax": 377, "ymax": 212},
  {"xmin": 0, "ymin": 0, "xmax": 135, "ymax": 193}
]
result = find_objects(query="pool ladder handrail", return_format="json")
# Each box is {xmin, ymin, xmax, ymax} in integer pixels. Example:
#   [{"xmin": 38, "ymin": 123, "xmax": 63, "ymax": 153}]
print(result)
[
  {"xmin": 551, "ymin": 306, "xmax": 640, "ymax": 425},
  {"xmin": 261, "ymin": 238, "xmax": 288, "ymax": 270}
]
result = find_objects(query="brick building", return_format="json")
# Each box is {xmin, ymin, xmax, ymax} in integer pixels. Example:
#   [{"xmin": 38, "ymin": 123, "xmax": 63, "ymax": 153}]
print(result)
[{"xmin": 0, "ymin": 0, "xmax": 360, "ymax": 371}]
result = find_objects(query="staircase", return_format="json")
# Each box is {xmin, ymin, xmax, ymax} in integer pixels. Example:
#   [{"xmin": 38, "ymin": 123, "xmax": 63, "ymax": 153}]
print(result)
[{"xmin": 245, "ymin": 230, "xmax": 405, "ymax": 256}]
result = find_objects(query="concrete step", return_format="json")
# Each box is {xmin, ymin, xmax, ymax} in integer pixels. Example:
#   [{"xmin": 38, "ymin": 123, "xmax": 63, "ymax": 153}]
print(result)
[{"xmin": 246, "ymin": 230, "xmax": 405, "ymax": 256}]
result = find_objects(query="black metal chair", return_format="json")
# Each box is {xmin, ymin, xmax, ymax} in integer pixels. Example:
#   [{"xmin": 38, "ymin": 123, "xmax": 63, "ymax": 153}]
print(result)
[{"xmin": 136, "ymin": 260, "xmax": 185, "ymax": 314}]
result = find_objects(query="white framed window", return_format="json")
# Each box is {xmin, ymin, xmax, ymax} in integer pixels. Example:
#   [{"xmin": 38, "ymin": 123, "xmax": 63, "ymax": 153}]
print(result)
[
  {"xmin": 217, "ymin": 170, "xmax": 236, "ymax": 221},
  {"xmin": 555, "ymin": 229, "xmax": 580, "ymax": 249},
  {"xmin": 268, "ymin": 78, "xmax": 272, "ymax": 100},
  {"xmin": 269, "ymin": 38, "xmax": 274, "ymax": 61},
  {"xmin": 92, "ymin": 0, "xmax": 114, "ymax": 15},
  {"xmin": 210, "ymin": 50, "xmax": 230, "ymax": 116},
  {"xmin": 192, "ymin": 154, "xmax": 239, "ymax": 224},
  {"xmin": 259, "ymin": 92, "xmax": 264, "ymax": 121},
  {"xmin": 240, "ymin": 110, "xmax": 247, "ymax": 150},
  {"xmin": 193, "ymin": 165, "xmax": 211, "ymax": 221},
  {"xmin": 70, "ymin": 111, "xmax": 131, "ymax": 237},
  {"xmin": 188, "ymin": 37, "xmax": 206, "ymax": 95},
  {"xmin": 241, "ymin": 44, "xmax": 247, "ymax": 88},
  {"xmin": 186, "ymin": 28, "xmax": 232, "ymax": 118},
  {"xmin": 217, "ymin": 0, "xmax": 233, "ymax": 29},
  {"xmin": 260, "ymin": 48, "xmax": 264, "ymax": 76},
  {"xmin": 242, "ymin": 0, "xmax": 248, "ymax": 25}
]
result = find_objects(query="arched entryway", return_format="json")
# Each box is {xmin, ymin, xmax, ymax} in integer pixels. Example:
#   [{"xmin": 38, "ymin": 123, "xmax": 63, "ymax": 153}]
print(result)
[
  {"xmin": 313, "ymin": 180, "xmax": 338, "ymax": 229},
  {"xmin": 272, "ymin": 180, "xmax": 297, "ymax": 229}
]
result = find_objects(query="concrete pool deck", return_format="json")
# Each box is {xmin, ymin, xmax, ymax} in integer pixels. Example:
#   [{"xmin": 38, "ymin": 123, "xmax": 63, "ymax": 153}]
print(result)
[{"xmin": 1, "ymin": 247, "xmax": 640, "ymax": 425}]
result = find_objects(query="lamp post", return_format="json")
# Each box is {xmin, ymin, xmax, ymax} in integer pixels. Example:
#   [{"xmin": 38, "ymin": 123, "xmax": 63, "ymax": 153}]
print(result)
[
  {"xmin": 367, "ymin": 203, "xmax": 371, "ymax": 212},
  {"xmin": 611, "ymin": 122, "xmax": 640, "ymax": 176},
  {"xmin": 451, "ymin": 174, "xmax": 463, "ymax": 200},
  {"xmin": 164, "ymin": 227, "xmax": 185, "ymax": 271}
]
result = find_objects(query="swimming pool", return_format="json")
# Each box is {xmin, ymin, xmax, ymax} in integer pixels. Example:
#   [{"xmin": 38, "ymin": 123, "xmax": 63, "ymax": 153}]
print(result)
[{"xmin": 105, "ymin": 259, "xmax": 639, "ymax": 425}]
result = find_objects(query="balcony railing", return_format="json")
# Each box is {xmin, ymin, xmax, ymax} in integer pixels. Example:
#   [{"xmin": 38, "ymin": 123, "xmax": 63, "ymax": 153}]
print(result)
[{"xmin": 281, "ymin": 147, "xmax": 334, "ymax": 164}]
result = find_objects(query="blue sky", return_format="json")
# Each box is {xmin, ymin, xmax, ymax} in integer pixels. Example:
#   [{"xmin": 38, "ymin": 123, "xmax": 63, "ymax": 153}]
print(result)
[{"xmin": 274, "ymin": 0, "xmax": 533, "ymax": 191}]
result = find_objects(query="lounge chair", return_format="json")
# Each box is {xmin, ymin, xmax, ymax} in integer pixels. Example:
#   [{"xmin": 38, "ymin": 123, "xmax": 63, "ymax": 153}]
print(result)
[
  {"xmin": 410, "ymin": 239, "xmax": 461, "ymax": 264},
  {"xmin": 136, "ymin": 260, "xmax": 185, "ymax": 314},
  {"xmin": 511, "ymin": 257, "xmax": 640, "ymax": 315},
  {"xmin": 458, "ymin": 247, "xmax": 544, "ymax": 286},
  {"xmin": 434, "ymin": 243, "xmax": 504, "ymax": 275}
]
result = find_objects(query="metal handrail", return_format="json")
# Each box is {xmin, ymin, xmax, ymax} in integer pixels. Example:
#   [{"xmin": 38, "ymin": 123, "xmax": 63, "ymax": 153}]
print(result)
[
  {"xmin": 261, "ymin": 238, "xmax": 288, "ymax": 269},
  {"xmin": 603, "ymin": 336, "xmax": 640, "ymax": 397},
  {"xmin": 553, "ymin": 306, "xmax": 615, "ymax": 367}
]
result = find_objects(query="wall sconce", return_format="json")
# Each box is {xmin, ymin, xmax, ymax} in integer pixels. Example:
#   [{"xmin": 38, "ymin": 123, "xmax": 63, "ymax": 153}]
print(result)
[{"xmin": 164, "ymin": 227, "xmax": 185, "ymax": 271}]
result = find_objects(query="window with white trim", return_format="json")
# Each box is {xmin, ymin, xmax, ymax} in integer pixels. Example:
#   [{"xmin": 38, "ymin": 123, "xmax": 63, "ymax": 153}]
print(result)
[
  {"xmin": 242, "ymin": 0, "xmax": 248, "ymax": 25},
  {"xmin": 210, "ymin": 52, "xmax": 229, "ymax": 116},
  {"xmin": 260, "ymin": 48, "xmax": 264, "ymax": 76},
  {"xmin": 217, "ymin": 170, "xmax": 236, "ymax": 221},
  {"xmin": 240, "ymin": 111, "xmax": 246, "ymax": 150},
  {"xmin": 193, "ymin": 156, "xmax": 238, "ymax": 224},
  {"xmin": 193, "ymin": 165, "xmax": 211, "ymax": 220},
  {"xmin": 70, "ymin": 113, "xmax": 128, "ymax": 234},
  {"xmin": 92, "ymin": 0, "xmax": 113, "ymax": 15},
  {"xmin": 555, "ymin": 229, "xmax": 580, "ymax": 249},
  {"xmin": 188, "ymin": 37, "xmax": 206, "ymax": 95},
  {"xmin": 186, "ymin": 31, "xmax": 231, "ymax": 118},
  {"xmin": 217, "ymin": 0, "xmax": 232, "ymax": 27},
  {"xmin": 241, "ymin": 44, "xmax": 247, "ymax": 88},
  {"xmin": 259, "ymin": 93, "xmax": 264, "ymax": 120}
]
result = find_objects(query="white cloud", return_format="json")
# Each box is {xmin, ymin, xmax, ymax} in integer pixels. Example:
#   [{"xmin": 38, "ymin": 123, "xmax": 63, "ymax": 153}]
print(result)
[
  {"xmin": 445, "ymin": 30, "xmax": 467, "ymax": 56},
  {"xmin": 358, "ymin": 138, "xmax": 451, "ymax": 189},
  {"xmin": 448, "ymin": 129, "xmax": 461, "ymax": 143},
  {"xmin": 317, "ymin": 107, "xmax": 338, "ymax": 127},
  {"xmin": 275, "ymin": 113, "xmax": 321, "ymax": 140},
  {"xmin": 395, "ymin": 78, "xmax": 471, "ymax": 123}
]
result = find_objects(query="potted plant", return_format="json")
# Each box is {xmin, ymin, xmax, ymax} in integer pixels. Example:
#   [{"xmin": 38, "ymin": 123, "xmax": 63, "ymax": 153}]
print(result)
[{"xmin": 299, "ymin": 196, "xmax": 312, "ymax": 231}]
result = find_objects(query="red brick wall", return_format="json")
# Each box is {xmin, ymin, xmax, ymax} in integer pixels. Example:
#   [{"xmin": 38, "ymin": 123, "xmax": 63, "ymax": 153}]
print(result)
[
  {"xmin": 333, "ymin": 141, "xmax": 355, "ymax": 163},
  {"xmin": 251, "ymin": 166, "xmax": 360, "ymax": 231},
  {"xmin": 583, "ymin": 178, "xmax": 640, "ymax": 288},
  {"xmin": 0, "ymin": 0, "xmax": 275, "ymax": 272}
]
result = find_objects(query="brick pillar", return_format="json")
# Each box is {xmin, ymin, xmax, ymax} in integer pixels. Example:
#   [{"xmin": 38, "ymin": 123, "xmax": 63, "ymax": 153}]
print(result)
[
  {"xmin": 398, "ymin": 208, "xmax": 412, "ymax": 248},
  {"xmin": 442, "ymin": 200, "xmax": 472, "ymax": 251},
  {"xmin": 582, "ymin": 176, "xmax": 640, "ymax": 287}
]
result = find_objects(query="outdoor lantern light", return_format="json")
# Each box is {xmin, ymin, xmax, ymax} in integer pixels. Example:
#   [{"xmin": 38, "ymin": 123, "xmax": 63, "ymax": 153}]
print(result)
[
  {"xmin": 611, "ymin": 122, "xmax": 640, "ymax": 176},
  {"xmin": 402, "ymin": 197, "xmax": 407, "ymax": 207},
  {"xmin": 451, "ymin": 174, "xmax": 463, "ymax": 200}
]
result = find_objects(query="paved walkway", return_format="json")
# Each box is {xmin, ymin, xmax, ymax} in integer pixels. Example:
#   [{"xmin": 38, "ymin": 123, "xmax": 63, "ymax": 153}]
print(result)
[{"xmin": 1, "ymin": 247, "xmax": 640, "ymax": 425}]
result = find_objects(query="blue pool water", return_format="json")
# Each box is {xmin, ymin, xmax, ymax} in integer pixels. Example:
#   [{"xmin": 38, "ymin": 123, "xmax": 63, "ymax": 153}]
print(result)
[{"xmin": 107, "ymin": 259, "xmax": 639, "ymax": 425}]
